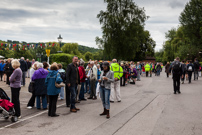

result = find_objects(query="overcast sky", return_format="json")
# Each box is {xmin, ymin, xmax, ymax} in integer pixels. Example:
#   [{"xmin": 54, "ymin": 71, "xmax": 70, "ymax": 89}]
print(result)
[{"xmin": 0, "ymin": 0, "xmax": 189, "ymax": 51}]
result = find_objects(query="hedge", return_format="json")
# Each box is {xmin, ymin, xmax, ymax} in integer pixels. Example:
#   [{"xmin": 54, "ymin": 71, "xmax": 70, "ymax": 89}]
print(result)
[{"xmin": 49, "ymin": 53, "xmax": 74, "ymax": 69}]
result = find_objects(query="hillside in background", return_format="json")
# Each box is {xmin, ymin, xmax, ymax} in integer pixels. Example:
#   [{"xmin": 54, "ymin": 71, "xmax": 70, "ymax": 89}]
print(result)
[{"xmin": 78, "ymin": 45, "xmax": 101, "ymax": 54}]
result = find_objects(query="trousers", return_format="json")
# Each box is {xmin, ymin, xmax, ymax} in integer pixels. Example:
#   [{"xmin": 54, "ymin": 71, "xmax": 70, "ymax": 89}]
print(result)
[{"xmin": 110, "ymin": 80, "xmax": 121, "ymax": 101}]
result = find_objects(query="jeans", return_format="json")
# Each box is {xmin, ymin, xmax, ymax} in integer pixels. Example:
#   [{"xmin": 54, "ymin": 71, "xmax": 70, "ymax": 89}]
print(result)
[
  {"xmin": 26, "ymin": 69, "xmax": 30, "ymax": 78},
  {"xmin": 65, "ymin": 84, "xmax": 70, "ymax": 106},
  {"xmin": 69, "ymin": 85, "xmax": 77, "ymax": 109},
  {"xmin": 157, "ymin": 70, "xmax": 160, "ymax": 76},
  {"xmin": 48, "ymin": 95, "xmax": 58, "ymax": 116},
  {"xmin": 100, "ymin": 87, "xmax": 111, "ymax": 110},
  {"xmin": 11, "ymin": 87, "xmax": 21, "ymax": 117},
  {"xmin": 79, "ymin": 82, "xmax": 85, "ymax": 100},
  {"xmin": 137, "ymin": 70, "xmax": 140, "ymax": 80},
  {"xmin": 60, "ymin": 87, "xmax": 65, "ymax": 99},
  {"xmin": 36, "ymin": 95, "xmax": 47, "ymax": 109},
  {"xmin": 21, "ymin": 71, "xmax": 26, "ymax": 86}
]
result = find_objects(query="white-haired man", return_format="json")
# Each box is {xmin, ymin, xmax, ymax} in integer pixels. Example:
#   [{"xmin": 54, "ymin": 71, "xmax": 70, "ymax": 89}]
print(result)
[
  {"xmin": 19, "ymin": 57, "xmax": 28, "ymax": 86},
  {"xmin": 110, "ymin": 59, "xmax": 123, "ymax": 103}
]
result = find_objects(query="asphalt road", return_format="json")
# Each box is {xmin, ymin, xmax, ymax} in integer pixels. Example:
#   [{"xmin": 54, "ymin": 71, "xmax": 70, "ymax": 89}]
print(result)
[{"xmin": 0, "ymin": 71, "xmax": 202, "ymax": 135}]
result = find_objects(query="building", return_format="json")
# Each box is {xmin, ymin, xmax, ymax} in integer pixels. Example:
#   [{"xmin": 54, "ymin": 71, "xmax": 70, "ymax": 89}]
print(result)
[{"xmin": 141, "ymin": 56, "xmax": 156, "ymax": 63}]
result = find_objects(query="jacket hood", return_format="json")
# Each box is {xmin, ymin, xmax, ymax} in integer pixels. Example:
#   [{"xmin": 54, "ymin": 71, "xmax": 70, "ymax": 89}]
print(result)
[
  {"xmin": 111, "ymin": 63, "xmax": 120, "ymax": 69},
  {"xmin": 49, "ymin": 70, "xmax": 58, "ymax": 77},
  {"xmin": 38, "ymin": 68, "xmax": 47, "ymax": 75}
]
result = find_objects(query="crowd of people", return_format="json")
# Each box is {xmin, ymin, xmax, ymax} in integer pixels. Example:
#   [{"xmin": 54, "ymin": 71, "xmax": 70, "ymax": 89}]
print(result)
[
  {"xmin": 165, "ymin": 58, "xmax": 201, "ymax": 94},
  {"xmin": 0, "ymin": 56, "xmax": 200, "ymax": 120}
]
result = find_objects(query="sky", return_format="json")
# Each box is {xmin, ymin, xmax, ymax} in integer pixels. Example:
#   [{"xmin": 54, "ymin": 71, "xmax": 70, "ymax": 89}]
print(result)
[{"xmin": 0, "ymin": 0, "xmax": 190, "ymax": 51}]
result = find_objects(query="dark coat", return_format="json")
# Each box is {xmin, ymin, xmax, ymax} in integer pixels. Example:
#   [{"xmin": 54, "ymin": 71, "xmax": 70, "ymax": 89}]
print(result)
[
  {"xmin": 19, "ymin": 59, "xmax": 28, "ymax": 72},
  {"xmin": 66, "ymin": 63, "xmax": 80, "ymax": 87},
  {"xmin": 32, "ymin": 68, "xmax": 48, "ymax": 96},
  {"xmin": 26, "ymin": 61, "xmax": 31, "ymax": 69},
  {"xmin": 165, "ymin": 64, "xmax": 170, "ymax": 73},
  {"xmin": 187, "ymin": 63, "xmax": 194, "ymax": 72}
]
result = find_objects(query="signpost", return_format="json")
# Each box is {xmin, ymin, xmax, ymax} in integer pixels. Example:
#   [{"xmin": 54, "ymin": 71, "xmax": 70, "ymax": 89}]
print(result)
[{"xmin": 46, "ymin": 49, "xmax": 50, "ymax": 64}]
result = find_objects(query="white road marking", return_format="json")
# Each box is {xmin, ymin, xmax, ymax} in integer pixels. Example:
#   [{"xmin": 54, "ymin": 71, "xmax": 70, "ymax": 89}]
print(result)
[{"xmin": 0, "ymin": 103, "xmax": 66, "ymax": 130}]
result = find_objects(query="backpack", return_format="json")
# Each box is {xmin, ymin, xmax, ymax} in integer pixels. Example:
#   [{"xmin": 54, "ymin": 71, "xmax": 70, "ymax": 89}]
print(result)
[
  {"xmin": 172, "ymin": 62, "xmax": 181, "ymax": 73},
  {"xmin": 59, "ymin": 72, "xmax": 66, "ymax": 83},
  {"xmin": 188, "ymin": 65, "xmax": 193, "ymax": 71}
]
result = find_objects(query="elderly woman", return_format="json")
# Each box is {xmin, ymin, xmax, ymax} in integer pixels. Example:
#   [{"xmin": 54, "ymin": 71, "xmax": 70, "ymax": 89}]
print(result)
[
  {"xmin": 32, "ymin": 63, "xmax": 48, "ymax": 110},
  {"xmin": 45, "ymin": 63, "xmax": 63, "ymax": 117},
  {"xmin": 9, "ymin": 59, "xmax": 22, "ymax": 118},
  {"xmin": 27, "ymin": 62, "xmax": 39, "ymax": 109},
  {"xmin": 99, "ymin": 62, "xmax": 114, "ymax": 119},
  {"xmin": 78, "ymin": 61, "xmax": 87, "ymax": 101}
]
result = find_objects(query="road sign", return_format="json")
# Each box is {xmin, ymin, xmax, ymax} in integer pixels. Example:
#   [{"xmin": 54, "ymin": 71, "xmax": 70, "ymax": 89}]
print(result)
[{"xmin": 46, "ymin": 49, "xmax": 50, "ymax": 57}]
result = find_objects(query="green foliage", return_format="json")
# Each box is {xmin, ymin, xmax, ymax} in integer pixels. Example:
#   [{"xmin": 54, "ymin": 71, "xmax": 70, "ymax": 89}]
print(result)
[
  {"xmin": 96, "ymin": 0, "xmax": 156, "ymax": 60},
  {"xmin": 78, "ymin": 45, "xmax": 100, "ymax": 54},
  {"xmin": 84, "ymin": 52, "xmax": 93, "ymax": 60},
  {"xmin": 62, "ymin": 43, "xmax": 80, "ymax": 55},
  {"xmin": 49, "ymin": 53, "xmax": 74, "ymax": 69}
]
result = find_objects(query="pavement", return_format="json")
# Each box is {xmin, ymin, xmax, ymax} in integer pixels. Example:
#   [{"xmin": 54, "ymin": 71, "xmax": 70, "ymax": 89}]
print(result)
[{"xmin": 0, "ymin": 71, "xmax": 202, "ymax": 135}]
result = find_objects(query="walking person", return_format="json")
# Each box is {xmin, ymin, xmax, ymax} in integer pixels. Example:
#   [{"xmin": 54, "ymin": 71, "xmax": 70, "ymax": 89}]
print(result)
[
  {"xmin": 181, "ymin": 61, "xmax": 186, "ymax": 84},
  {"xmin": 88, "ymin": 61, "xmax": 97, "ymax": 100},
  {"xmin": 110, "ymin": 59, "xmax": 123, "ymax": 103},
  {"xmin": 27, "ymin": 62, "xmax": 39, "ymax": 109},
  {"xmin": 187, "ymin": 61, "xmax": 194, "ymax": 84},
  {"xmin": 136, "ymin": 62, "xmax": 141, "ymax": 81},
  {"xmin": 19, "ymin": 57, "xmax": 28, "ymax": 86},
  {"xmin": 99, "ymin": 62, "xmax": 114, "ymax": 119},
  {"xmin": 9, "ymin": 59, "xmax": 22, "ymax": 118},
  {"xmin": 171, "ymin": 57, "xmax": 183, "ymax": 94},
  {"xmin": 26, "ymin": 59, "xmax": 31, "ymax": 78},
  {"xmin": 66, "ymin": 56, "xmax": 80, "ymax": 113},
  {"xmin": 45, "ymin": 63, "xmax": 63, "ymax": 117},
  {"xmin": 165, "ymin": 62, "xmax": 170, "ymax": 78},
  {"xmin": 32, "ymin": 63, "xmax": 48, "ymax": 110},
  {"xmin": 193, "ymin": 58, "xmax": 199, "ymax": 80}
]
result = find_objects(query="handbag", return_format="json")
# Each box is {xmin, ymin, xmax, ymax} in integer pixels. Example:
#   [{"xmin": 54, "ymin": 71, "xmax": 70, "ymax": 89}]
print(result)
[
  {"xmin": 28, "ymin": 81, "xmax": 35, "ymax": 93},
  {"xmin": 55, "ymin": 73, "xmax": 65, "ymax": 88}
]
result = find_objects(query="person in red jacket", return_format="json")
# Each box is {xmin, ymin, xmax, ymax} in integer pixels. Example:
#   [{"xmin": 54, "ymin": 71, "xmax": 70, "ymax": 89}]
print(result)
[{"xmin": 79, "ymin": 61, "xmax": 87, "ymax": 101}]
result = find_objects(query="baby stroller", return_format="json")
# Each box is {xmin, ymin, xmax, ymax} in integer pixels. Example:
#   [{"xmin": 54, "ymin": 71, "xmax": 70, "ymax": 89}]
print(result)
[{"xmin": 0, "ymin": 88, "xmax": 18, "ymax": 122}]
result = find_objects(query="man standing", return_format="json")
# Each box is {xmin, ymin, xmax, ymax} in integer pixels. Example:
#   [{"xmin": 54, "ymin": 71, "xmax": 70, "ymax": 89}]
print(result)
[
  {"xmin": 193, "ymin": 58, "xmax": 199, "ymax": 80},
  {"xmin": 110, "ymin": 59, "xmax": 123, "ymax": 103},
  {"xmin": 144, "ymin": 62, "xmax": 150, "ymax": 77},
  {"xmin": 88, "ymin": 61, "xmax": 97, "ymax": 100},
  {"xmin": 66, "ymin": 56, "xmax": 80, "ymax": 113},
  {"xmin": 19, "ymin": 57, "xmax": 28, "ymax": 86},
  {"xmin": 171, "ymin": 57, "xmax": 183, "ymax": 94},
  {"xmin": 187, "ymin": 60, "xmax": 194, "ymax": 83},
  {"xmin": 26, "ymin": 59, "xmax": 31, "ymax": 78}
]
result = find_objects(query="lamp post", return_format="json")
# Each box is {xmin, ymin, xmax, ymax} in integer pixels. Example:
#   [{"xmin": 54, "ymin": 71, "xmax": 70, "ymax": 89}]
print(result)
[{"xmin": 57, "ymin": 34, "xmax": 63, "ymax": 52}]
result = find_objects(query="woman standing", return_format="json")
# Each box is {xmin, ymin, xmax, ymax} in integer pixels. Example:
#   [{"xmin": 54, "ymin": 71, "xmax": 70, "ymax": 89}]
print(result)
[
  {"xmin": 9, "ymin": 59, "xmax": 22, "ymax": 118},
  {"xmin": 32, "ymin": 63, "xmax": 48, "ymax": 110},
  {"xmin": 27, "ymin": 62, "xmax": 38, "ymax": 109},
  {"xmin": 45, "ymin": 63, "xmax": 63, "ymax": 117},
  {"xmin": 78, "ymin": 61, "xmax": 87, "ymax": 101},
  {"xmin": 99, "ymin": 62, "xmax": 114, "ymax": 119}
]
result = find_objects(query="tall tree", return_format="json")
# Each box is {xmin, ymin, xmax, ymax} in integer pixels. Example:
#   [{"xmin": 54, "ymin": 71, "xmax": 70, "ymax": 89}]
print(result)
[
  {"xmin": 96, "ymin": 0, "xmax": 151, "ymax": 60},
  {"xmin": 179, "ymin": 0, "xmax": 202, "ymax": 49}
]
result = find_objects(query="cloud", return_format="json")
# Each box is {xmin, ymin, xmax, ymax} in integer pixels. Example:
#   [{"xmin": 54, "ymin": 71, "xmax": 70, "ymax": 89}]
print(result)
[{"xmin": 0, "ymin": 0, "xmax": 189, "ymax": 51}]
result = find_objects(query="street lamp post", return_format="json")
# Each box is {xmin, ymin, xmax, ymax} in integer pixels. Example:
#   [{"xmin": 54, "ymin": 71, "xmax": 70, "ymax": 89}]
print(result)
[{"xmin": 57, "ymin": 34, "xmax": 63, "ymax": 52}]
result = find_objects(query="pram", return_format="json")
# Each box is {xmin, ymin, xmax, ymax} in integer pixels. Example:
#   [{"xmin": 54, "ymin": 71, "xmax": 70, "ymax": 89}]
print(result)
[{"xmin": 0, "ymin": 88, "xmax": 18, "ymax": 122}]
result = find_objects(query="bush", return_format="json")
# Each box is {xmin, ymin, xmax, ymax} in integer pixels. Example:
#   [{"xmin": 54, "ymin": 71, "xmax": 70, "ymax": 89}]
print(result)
[{"xmin": 49, "ymin": 53, "xmax": 74, "ymax": 69}]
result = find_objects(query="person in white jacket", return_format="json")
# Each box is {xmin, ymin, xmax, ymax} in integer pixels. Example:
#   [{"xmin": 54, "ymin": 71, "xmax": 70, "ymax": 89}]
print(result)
[{"xmin": 88, "ymin": 61, "xmax": 97, "ymax": 100}]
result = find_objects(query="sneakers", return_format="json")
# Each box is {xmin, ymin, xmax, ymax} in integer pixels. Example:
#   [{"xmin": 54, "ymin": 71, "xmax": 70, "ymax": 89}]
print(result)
[
  {"xmin": 27, "ymin": 106, "xmax": 32, "ymax": 109},
  {"xmin": 18, "ymin": 116, "xmax": 22, "ymax": 119}
]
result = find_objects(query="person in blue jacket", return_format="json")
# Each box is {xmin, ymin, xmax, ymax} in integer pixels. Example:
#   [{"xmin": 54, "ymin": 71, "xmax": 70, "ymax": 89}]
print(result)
[
  {"xmin": 0, "ymin": 60, "xmax": 6, "ymax": 81},
  {"xmin": 45, "ymin": 63, "xmax": 63, "ymax": 117}
]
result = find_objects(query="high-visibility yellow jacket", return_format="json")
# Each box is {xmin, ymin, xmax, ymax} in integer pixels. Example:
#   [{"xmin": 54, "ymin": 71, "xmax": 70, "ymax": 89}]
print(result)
[
  {"xmin": 145, "ymin": 64, "xmax": 151, "ymax": 72},
  {"xmin": 110, "ymin": 63, "xmax": 123, "ymax": 80}
]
